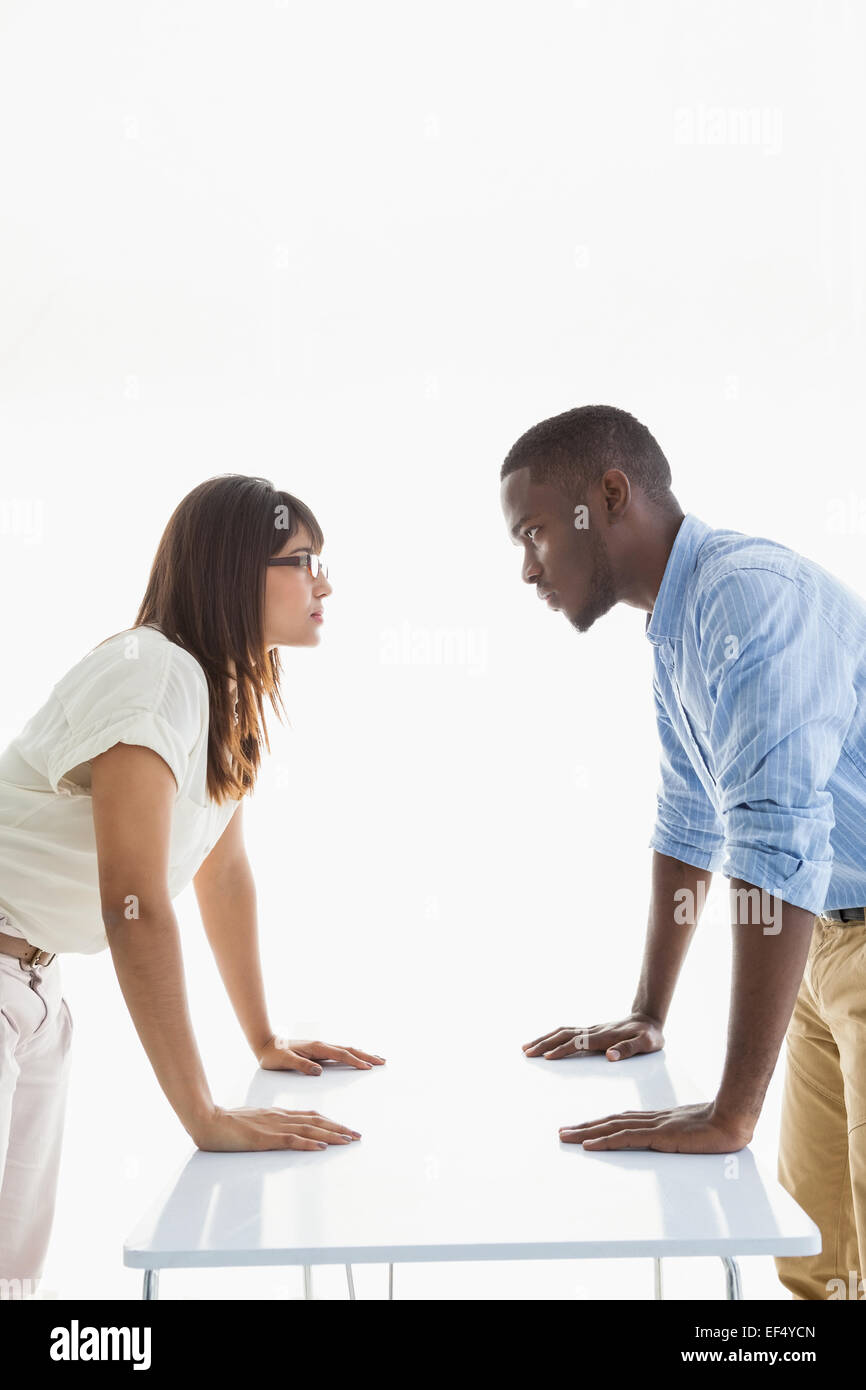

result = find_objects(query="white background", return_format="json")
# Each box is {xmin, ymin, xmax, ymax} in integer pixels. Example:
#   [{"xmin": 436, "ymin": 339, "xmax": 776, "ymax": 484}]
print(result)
[{"xmin": 1, "ymin": 0, "xmax": 865, "ymax": 1300}]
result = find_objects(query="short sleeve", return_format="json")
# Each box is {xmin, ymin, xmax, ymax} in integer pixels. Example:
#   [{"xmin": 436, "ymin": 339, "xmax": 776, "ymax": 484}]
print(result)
[
  {"xmin": 695, "ymin": 568, "xmax": 857, "ymax": 914},
  {"xmin": 45, "ymin": 632, "xmax": 205, "ymax": 797},
  {"xmin": 648, "ymin": 670, "xmax": 727, "ymax": 872}
]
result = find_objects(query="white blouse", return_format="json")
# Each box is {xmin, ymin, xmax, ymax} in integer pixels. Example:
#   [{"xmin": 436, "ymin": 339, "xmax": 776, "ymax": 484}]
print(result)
[{"xmin": 0, "ymin": 625, "xmax": 241, "ymax": 955}]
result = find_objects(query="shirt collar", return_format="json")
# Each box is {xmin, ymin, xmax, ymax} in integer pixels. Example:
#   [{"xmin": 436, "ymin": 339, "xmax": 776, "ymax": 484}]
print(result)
[{"xmin": 644, "ymin": 512, "xmax": 714, "ymax": 644}]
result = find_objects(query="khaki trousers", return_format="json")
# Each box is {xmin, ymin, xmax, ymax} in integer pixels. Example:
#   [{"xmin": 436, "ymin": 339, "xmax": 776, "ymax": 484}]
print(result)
[{"xmin": 774, "ymin": 915, "xmax": 866, "ymax": 1300}]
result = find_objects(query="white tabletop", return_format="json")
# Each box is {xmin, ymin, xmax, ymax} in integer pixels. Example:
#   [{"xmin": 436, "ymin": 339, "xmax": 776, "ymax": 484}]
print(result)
[{"xmin": 124, "ymin": 1029, "xmax": 820, "ymax": 1269}]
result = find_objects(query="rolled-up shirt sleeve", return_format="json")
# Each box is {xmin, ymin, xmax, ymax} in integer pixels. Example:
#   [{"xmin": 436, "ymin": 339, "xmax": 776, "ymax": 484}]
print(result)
[
  {"xmin": 696, "ymin": 567, "xmax": 857, "ymax": 914},
  {"xmin": 648, "ymin": 671, "xmax": 727, "ymax": 872},
  {"xmin": 43, "ymin": 638, "xmax": 203, "ymax": 798}
]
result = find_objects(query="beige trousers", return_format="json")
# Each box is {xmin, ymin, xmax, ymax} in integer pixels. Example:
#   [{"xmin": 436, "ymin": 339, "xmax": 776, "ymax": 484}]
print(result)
[{"xmin": 774, "ymin": 915, "xmax": 866, "ymax": 1300}]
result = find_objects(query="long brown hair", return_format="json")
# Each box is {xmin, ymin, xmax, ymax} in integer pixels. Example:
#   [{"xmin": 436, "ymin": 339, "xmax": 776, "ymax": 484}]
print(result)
[{"xmin": 132, "ymin": 475, "xmax": 324, "ymax": 805}]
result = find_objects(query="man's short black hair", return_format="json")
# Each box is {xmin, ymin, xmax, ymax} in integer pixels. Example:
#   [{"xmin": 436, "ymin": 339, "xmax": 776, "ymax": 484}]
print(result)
[{"xmin": 501, "ymin": 404, "xmax": 676, "ymax": 510}]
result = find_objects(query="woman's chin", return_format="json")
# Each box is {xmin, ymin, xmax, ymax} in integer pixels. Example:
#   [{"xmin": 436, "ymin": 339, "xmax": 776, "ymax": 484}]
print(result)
[{"xmin": 291, "ymin": 628, "xmax": 322, "ymax": 648}]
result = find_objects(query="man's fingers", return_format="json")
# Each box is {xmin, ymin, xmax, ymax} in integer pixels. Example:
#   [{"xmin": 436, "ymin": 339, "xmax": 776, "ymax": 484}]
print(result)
[
  {"xmin": 524, "ymin": 1023, "xmax": 636, "ymax": 1052},
  {"xmin": 525, "ymin": 1027, "xmax": 648, "ymax": 1059},
  {"xmin": 523, "ymin": 1029, "xmax": 576, "ymax": 1056},
  {"xmin": 604, "ymin": 1034, "xmax": 642, "ymax": 1060},
  {"xmin": 546, "ymin": 1031, "xmax": 652, "ymax": 1061},
  {"xmin": 577, "ymin": 1127, "xmax": 663, "ymax": 1150},
  {"xmin": 541, "ymin": 1038, "xmax": 591, "ymax": 1059},
  {"xmin": 559, "ymin": 1111, "xmax": 664, "ymax": 1137},
  {"xmin": 541, "ymin": 1031, "xmax": 623, "ymax": 1059},
  {"xmin": 522, "ymin": 1027, "xmax": 575, "ymax": 1051}
]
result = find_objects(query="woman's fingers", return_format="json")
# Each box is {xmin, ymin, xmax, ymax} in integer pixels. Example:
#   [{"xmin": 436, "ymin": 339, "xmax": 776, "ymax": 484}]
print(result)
[
  {"xmin": 315, "ymin": 1045, "xmax": 382, "ymax": 1069},
  {"xmin": 269, "ymin": 1047, "xmax": 323, "ymax": 1076},
  {"xmin": 286, "ymin": 1123, "xmax": 358, "ymax": 1144},
  {"xmin": 272, "ymin": 1108, "xmax": 360, "ymax": 1137},
  {"xmin": 196, "ymin": 1107, "xmax": 362, "ymax": 1153},
  {"xmin": 291, "ymin": 1040, "xmax": 386, "ymax": 1067}
]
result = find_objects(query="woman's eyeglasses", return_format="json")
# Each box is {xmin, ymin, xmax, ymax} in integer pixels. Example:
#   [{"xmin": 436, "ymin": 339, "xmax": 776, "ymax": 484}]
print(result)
[{"xmin": 266, "ymin": 553, "xmax": 328, "ymax": 580}]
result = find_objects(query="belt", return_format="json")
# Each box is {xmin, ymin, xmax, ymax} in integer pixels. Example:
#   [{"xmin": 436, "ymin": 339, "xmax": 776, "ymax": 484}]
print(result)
[
  {"xmin": 818, "ymin": 907, "xmax": 866, "ymax": 925},
  {"xmin": 0, "ymin": 930, "xmax": 56, "ymax": 967}
]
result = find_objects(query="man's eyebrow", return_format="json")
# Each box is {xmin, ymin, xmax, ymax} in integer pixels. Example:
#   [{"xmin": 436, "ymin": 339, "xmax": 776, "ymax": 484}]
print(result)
[{"xmin": 510, "ymin": 513, "xmax": 538, "ymax": 539}]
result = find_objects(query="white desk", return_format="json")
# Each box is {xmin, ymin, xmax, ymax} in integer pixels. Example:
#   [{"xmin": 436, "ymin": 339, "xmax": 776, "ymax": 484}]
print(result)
[{"xmin": 124, "ymin": 1030, "xmax": 820, "ymax": 1299}]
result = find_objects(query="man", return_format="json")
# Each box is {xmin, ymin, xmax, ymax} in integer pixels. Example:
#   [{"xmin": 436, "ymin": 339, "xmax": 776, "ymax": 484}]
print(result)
[{"xmin": 499, "ymin": 404, "xmax": 866, "ymax": 1301}]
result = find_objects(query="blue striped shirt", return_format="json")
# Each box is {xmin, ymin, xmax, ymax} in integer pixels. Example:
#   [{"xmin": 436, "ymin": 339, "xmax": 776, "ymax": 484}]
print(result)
[{"xmin": 646, "ymin": 512, "xmax": 866, "ymax": 915}]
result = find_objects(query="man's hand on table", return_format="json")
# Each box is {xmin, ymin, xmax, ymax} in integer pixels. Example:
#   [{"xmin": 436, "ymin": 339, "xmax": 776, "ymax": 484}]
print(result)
[
  {"xmin": 522, "ymin": 1013, "xmax": 665, "ymax": 1062},
  {"xmin": 523, "ymin": 1018, "xmax": 753, "ymax": 1152},
  {"xmin": 559, "ymin": 1100, "xmax": 754, "ymax": 1153},
  {"xmin": 258, "ymin": 1036, "xmax": 386, "ymax": 1074}
]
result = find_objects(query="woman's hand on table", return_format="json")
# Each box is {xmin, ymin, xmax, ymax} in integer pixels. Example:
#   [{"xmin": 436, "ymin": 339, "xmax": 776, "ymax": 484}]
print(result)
[
  {"xmin": 257, "ymin": 1036, "xmax": 386, "ymax": 1074},
  {"xmin": 559, "ymin": 1100, "xmax": 754, "ymax": 1153},
  {"xmin": 522, "ymin": 1013, "xmax": 665, "ymax": 1061},
  {"xmin": 191, "ymin": 1106, "xmax": 362, "ymax": 1152}
]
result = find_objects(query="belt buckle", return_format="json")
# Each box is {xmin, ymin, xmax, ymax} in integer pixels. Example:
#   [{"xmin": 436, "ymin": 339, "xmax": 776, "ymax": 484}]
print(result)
[{"xmin": 19, "ymin": 944, "xmax": 55, "ymax": 968}]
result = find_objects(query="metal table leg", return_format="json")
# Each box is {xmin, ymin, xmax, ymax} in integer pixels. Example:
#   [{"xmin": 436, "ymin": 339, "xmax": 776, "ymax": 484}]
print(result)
[
  {"xmin": 388, "ymin": 1263, "xmax": 394, "ymax": 1300},
  {"xmin": 143, "ymin": 1269, "xmax": 159, "ymax": 1300},
  {"xmin": 345, "ymin": 1265, "xmax": 356, "ymax": 1300},
  {"xmin": 721, "ymin": 1256, "xmax": 742, "ymax": 1299},
  {"xmin": 303, "ymin": 1265, "xmax": 313, "ymax": 1300},
  {"xmin": 654, "ymin": 1256, "xmax": 741, "ymax": 1300}
]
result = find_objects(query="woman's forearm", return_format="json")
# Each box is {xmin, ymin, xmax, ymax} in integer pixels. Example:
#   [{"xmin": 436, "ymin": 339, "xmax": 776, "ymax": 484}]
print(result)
[
  {"xmin": 104, "ymin": 903, "xmax": 216, "ymax": 1138},
  {"xmin": 193, "ymin": 856, "xmax": 274, "ymax": 1059}
]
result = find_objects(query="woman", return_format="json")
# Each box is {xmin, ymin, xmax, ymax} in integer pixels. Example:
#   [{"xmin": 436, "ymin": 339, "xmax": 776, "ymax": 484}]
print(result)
[{"xmin": 0, "ymin": 475, "xmax": 383, "ymax": 1298}]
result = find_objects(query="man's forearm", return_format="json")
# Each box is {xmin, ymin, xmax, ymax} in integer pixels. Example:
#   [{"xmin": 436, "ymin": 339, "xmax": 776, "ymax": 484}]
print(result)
[
  {"xmin": 193, "ymin": 855, "xmax": 274, "ymax": 1059},
  {"xmin": 632, "ymin": 851, "xmax": 714, "ymax": 1023},
  {"xmin": 712, "ymin": 877, "xmax": 816, "ymax": 1133}
]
